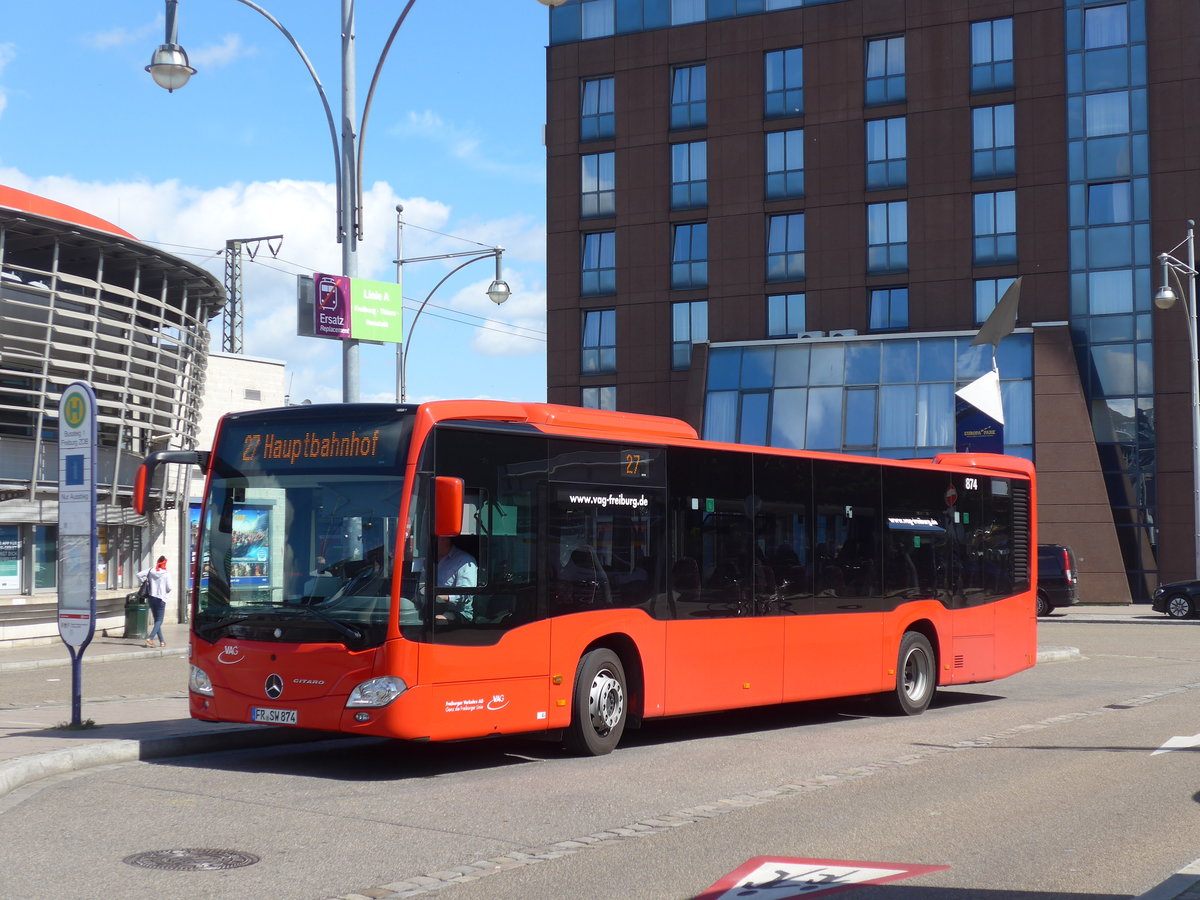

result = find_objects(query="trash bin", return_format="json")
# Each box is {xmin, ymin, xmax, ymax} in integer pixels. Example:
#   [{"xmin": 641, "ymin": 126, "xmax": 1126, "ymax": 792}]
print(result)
[{"xmin": 124, "ymin": 592, "xmax": 149, "ymax": 640}]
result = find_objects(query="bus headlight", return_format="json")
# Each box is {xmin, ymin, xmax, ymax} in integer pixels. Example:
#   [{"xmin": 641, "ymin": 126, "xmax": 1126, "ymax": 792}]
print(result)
[
  {"xmin": 346, "ymin": 676, "xmax": 408, "ymax": 708},
  {"xmin": 189, "ymin": 665, "xmax": 214, "ymax": 697}
]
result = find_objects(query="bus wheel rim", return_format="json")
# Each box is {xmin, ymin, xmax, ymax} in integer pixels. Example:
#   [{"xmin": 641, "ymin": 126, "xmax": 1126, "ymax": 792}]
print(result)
[
  {"xmin": 589, "ymin": 668, "xmax": 623, "ymax": 734},
  {"xmin": 902, "ymin": 649, "xmax": 929, "ymax": 700}
]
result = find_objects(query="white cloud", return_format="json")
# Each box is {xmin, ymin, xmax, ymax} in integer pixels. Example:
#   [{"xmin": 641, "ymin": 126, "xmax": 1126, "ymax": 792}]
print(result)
[
  {"xmin": 190, "ymin": 34, "xmax": 254, "ymax": 69},
  {"xmin": 394, "ymin": 110, "xmax": 545, "ymax": 184},
  {"xmin": 83, "ymin": 18, "xmax": 161, "ymax": 51}
]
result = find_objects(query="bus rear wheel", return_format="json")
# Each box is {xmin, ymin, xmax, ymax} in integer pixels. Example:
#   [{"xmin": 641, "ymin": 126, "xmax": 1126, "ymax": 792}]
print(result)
[
  {"xmin": 564, "ymin": 649, "xmax": 627, "ymax": 756},
  {"xmin": 881, "ymin": 631, "xmax": 936, "ymax": 716}
]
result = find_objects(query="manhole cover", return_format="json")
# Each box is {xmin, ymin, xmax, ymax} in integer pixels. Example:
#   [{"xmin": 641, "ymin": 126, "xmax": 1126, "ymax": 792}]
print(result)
[{"xmin": 122, "ymin": 849, "xmax": 260, "ymax": 871}]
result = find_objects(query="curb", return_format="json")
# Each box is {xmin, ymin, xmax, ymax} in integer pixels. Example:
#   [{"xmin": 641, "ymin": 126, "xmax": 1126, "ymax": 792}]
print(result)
[
  {"xmin": 1138, "ymin": 858, "xmax": 1200, "ymax": 900},
  {"xmin": 0, "ymin": 724, "xmax": 345, "ymax": 800},
  {"xmin": 0, "ymin": 645, "xmax": 187, "ymax": 672}
]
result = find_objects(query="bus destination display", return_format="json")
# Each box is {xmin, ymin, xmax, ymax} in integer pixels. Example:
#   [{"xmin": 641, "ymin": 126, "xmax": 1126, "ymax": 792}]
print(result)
[{"xmin": 219, "ymin": 416, "xmax": 407, "ymax": 474}]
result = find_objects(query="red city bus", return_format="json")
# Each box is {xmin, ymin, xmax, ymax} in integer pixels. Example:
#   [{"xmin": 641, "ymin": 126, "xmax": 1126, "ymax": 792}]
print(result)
[{"xmin": 135, "ymin": 400, "xmax": 1037, "ymax": 755}]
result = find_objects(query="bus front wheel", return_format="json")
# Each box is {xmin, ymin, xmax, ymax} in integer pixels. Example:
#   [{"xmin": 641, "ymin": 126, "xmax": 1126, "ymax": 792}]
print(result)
[
  {"xmin": 564, "ymin": 648, "xmax": 627, "ymax": 756},
  {"xmin": 881, "ymin": 631, "xmax": 936, "ymax": 716}
]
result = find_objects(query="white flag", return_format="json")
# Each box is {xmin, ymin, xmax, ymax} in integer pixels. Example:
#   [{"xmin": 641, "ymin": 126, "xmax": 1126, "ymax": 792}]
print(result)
[{"xmin": 955, "ymin": 368, "xmax": 1005, "ymax": 425}]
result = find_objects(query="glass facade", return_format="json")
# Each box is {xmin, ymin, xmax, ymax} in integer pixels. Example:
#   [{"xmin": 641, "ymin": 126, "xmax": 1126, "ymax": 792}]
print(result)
[
  {"xmin": 1065, "ymin": 0, "xmax": 1155, "ymax": 598},
  {"xmin": 703, "ymin": 333, "xmax": 1034, "ymax": 460},
  {"xmin": 550, "ymin": 0, "xmax": 849, "ymax": 43}
]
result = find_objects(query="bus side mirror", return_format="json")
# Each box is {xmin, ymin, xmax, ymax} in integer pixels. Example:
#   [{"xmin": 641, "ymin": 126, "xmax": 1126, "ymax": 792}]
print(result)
[
  {"xmin": 434, "ymin": 476, "xmax": 464, "ymax": 537},
  {"xmin": 133, "ymin": 450, "xmax": 210, "ymax": 515}
]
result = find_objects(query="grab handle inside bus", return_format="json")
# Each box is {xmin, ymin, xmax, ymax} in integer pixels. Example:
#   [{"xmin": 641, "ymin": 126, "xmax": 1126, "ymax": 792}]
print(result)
[
  {"xmin": 133, "ymin": 450, "xmax": 210, "ymax": 515},
  {"xmin": 434, "ymin": 476, "xmax": 464, "ymax": 536}
]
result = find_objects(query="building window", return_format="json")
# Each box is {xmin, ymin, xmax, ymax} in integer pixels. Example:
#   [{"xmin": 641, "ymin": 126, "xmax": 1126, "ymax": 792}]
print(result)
[
  {"xmin": 580, "ymin": 76, "xmax": 615, "ymax": 141},
  {"xmin": 582, "ymin": 385, "xmax": 616, "ymax": 410},
  {"xmin": 583, "ymin": 386, "xmax": 619, "ymax": 410},
  {"xmin": 672, "ymin": 300, "xmax": 708, "ymax": 370},
  {"xmin": 671, "ymin": 223, "xmax": 708, "ymax": 290},
  {"xmin": 765, "ymin": 129, "xmax": 804, "ymax": 200},
  {"xmin": 581, "ymin": 308, "xmax": 616, "ymax": 374},
  {"xmin": 1085, "ymin": 90, "xmax": 1130, "ymax": 137},
  {"xmin": 1087, "ymin": 181, "xmax": 1132, "ymax": 225},
  {"xmin": 865, "ymin": 36, "xmax": 905, "ymax": 106},
  {"xmin": 869, "ymin": 287, "xmax": 909, "ymax": 332},
  {"xmin": 971, "ymin": 18, "xmax": 1014, "ymax": 93},
  {"xmin": 974, "ymin": 190, "xmax": 1017, "ymax": 265},
  {"xmin": 767, "ymin": 292, "xmax": 805, "ymax": 338},
  {"xmin": 765, "ymin": 47, "xmax": 804, "ymax": 119},
  {"xmin": 866, "ymin": 117, "xmax": 906, "ymax": 190},
  {"xmin": 581, "ymin": 152, "xmax": 615, "ymax": 218},
  {"xmin": 671, "ymin": 64, "xmax": 706, "ymax": 130},
  {"xmin": 972, "ymin": 105, "xmax": 1015, "ymax": 178},
  {"xmin": 671, "ymin": 0, "xmax": 704, "ymax": 25},
  {"xmin": 867, "ymin": 201, "xmax": 908, "ymax": 273},
  {"xmin": 1085, "ymin": 4, "xmax": 1127, "ymax": 49},
  {"xmin": 767, "ymin": 213, "xmax": 805, "ymax": 282},
  {"xmin": 671, "ymin": 141, "xmax": 708, "ymax": 210},
  {"xmin": 581, "ymin": 232, "xmax": 616, "ymax": 296},
  {"xmin": 974, "ymin": 277, "xmax": 1017, "ymax": 325},
  {"xmin": 581, "ymin": 0, "xmax": 615, "ymax": 40}
]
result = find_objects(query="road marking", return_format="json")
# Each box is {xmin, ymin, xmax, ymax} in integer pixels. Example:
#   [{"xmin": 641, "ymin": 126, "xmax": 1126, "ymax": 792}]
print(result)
[
  {"xmin": 1152, "ymin": 733, "xmax": 1200, "ymax": 755},
  {"xmin": 697, "ymin": 857, "xmax": 950, "ymax": 899}
]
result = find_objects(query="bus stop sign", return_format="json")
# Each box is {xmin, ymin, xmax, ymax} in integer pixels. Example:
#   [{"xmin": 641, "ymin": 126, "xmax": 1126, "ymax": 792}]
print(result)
[{"xmin": 57, "ymin": 381, "xmax": 98, "ymax": 650}]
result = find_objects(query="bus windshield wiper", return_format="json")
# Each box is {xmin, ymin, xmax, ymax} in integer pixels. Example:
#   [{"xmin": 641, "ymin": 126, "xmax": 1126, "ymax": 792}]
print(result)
[
  {"xmin": 195, "ymin": 607, "xmax": 361, "ymax": 642},
  {"xmin": 276, "ymin": 606, "xmax": 363, "ymax": 641},
  {"xmin": 195, "ymin": 611, "xmax": 271, "ymax": 638}
]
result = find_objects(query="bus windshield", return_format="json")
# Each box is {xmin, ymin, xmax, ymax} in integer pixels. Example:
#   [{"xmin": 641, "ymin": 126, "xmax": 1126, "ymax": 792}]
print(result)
[{"xmin": 193, "ymin": 408, "xmax": 411, "ymax": 649}]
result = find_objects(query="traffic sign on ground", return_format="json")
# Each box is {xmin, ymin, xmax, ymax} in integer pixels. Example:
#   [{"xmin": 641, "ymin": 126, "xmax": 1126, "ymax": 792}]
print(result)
[{"xmin": 697, "ymin": 856, "xmax": 950, "ymax": 899}]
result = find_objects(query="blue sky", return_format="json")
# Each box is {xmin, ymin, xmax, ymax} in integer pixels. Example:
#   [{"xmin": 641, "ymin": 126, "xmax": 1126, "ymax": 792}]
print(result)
[{"xmin": 0, "ymin": 1, "xmax": 553, "ymax": 405}]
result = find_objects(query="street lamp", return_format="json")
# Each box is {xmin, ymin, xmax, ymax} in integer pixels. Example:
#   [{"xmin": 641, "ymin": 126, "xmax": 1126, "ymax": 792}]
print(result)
[
  {"xmin": 394, "ymin": 208, "xmax": 509, "ymax": 403},
  {"xmin": 1155, "ymin": 219, "xmax": 1200, "ymax": 580},
  {"xmin": 147, "ymin": 0, "xmax": 418, "ymax": 402}
]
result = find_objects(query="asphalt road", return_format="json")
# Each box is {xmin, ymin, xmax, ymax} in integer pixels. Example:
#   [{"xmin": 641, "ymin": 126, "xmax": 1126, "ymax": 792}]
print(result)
[{"xmin": 2, "ymin": 616, "xmax": 1199, "ymax": 900}]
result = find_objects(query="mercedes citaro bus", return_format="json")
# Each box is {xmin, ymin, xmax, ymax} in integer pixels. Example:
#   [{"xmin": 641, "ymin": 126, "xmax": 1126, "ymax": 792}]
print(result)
[{"xmin": 134, "ymin": 400, "xmax": 1036, "ymax": 755}]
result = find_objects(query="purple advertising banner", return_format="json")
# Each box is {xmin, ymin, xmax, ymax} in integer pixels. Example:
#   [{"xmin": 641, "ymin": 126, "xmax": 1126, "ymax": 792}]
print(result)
[{"xmin": 314, "ymin": 272, "xmax": 351, "ymax": 338}]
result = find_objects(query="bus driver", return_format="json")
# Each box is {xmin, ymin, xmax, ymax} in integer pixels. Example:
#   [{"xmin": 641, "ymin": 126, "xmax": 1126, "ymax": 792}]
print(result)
[{"xmin": 434, "ymin": 536, "xmax": 477, "ymax": 623}]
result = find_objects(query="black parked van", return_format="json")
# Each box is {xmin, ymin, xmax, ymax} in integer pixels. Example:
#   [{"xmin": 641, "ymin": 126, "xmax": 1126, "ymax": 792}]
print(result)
[{"xmin": 1037, "ymin": 544, "xmax": 1079, "ymax": 617}]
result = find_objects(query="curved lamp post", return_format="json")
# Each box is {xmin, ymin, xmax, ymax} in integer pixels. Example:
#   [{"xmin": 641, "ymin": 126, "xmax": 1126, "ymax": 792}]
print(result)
[
  {"xmin": 147, "ymin": 0, "xmax": 418, "ymax": 402},
  {"xmin": 394, "ymin": 207, "xmax": 509, "ymax": 402},
  {"xmin": 1155, "ymin": 220, "xmax": 1200, "ymax": 579}
]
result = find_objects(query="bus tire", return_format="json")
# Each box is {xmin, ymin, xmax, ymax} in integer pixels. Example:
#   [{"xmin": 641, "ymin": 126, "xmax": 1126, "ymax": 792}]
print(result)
[
  {"xmin": 881, "ymin": 631, "xmax": 936, "ymax": 716},
  {"xmin": 564, "ymin": 649, "xmax": 627, "ymax": 756}
]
